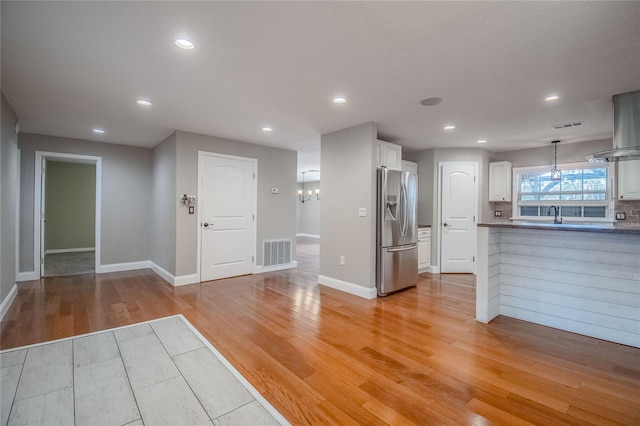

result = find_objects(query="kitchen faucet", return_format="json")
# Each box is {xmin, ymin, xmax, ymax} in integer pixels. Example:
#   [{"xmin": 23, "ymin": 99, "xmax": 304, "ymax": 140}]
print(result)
[{"xmin": 547, "ymin": 205, "xmax": 562, "ymax": 224}]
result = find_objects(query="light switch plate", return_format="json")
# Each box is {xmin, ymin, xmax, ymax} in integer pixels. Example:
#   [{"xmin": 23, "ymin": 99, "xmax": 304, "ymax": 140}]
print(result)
[{"xmin": 359, "ymin": 208, "xmax": 367, "ymax": 217}]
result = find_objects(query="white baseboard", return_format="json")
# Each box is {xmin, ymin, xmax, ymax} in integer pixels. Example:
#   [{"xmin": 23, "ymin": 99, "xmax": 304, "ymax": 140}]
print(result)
[
  {"xmin": 45, "ymin": 247, "xmax": 95, "ymax": 254},
  {"xmin": 96, "ymin": 261, "xmax": 150, "ymax": 274},
  {"xmin": 254, "ymin": 261, "xmax": 297, "ymax": 274},
  {"xmin": 318, "ymin": 275, "xmax": 377, "ymax": 299},
  {"xmin": 0, "ymin": 284, "xmax": 18, "ymax": 320},
  {"xmin": 174, "ymin": 274, "xmax": 200, "ymax": 286},
  {"xmin": 419, "ymin": 265, "xmax": 438, "ymax": 274},
  {"xmin": 149, "ymin": 262, "xmax": 200, "ymax": 287},
  {"xmin": 296, "ymin": 233, "xmax": 320, "ymax": 239},
  {"xmin": 16, "ymin": 271, "xmax": 39, "ymax": 282},
  {"xmin": 149, "ymin": 262, "xmax": 174, "ymax": 284}
]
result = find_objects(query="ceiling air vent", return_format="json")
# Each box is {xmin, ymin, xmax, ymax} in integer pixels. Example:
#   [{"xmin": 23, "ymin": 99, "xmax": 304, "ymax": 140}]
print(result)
[{"xmin": 551, "ymin": 121, "xmax": 584, "ymax": 130}]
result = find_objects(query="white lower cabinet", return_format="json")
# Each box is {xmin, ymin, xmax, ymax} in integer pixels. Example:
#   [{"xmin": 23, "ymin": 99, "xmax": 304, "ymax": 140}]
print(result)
[{"xmin": 418, "ymin": 228, "xmax": 431, "ymax": 270}]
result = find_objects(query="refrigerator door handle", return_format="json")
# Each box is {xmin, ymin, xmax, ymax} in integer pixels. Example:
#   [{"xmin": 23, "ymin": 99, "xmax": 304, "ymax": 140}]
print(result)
[
  {"xmin": 387, "ymin": 243, "xmax": 417, "ymax": 252},
  {"xmin": 399, "ymin": 181, "xmax": 407, "ymax": 236}
]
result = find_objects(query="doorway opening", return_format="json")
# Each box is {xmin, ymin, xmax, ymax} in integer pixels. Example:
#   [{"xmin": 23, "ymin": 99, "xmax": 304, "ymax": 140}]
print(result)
[{"xmin": 34, "ymin": 152, "xmax": 101, "ymax": 278}]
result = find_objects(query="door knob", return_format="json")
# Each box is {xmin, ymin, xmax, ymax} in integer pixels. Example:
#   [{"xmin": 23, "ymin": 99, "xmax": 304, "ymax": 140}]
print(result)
[{"xmin": 203, "ymin": 223, "xmax": 210, "ymax": 228}]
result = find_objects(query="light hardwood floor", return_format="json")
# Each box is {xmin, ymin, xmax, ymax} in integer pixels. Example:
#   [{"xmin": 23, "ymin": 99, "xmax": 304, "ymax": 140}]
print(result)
[{"xmin": 2, "ymin": 237, "xmax": 639, "ymax": 425}]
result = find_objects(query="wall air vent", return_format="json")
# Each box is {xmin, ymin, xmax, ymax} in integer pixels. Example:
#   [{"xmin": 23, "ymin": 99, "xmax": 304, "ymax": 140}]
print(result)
[
  {"xmin": 263, "ymin": 239, "xmax": 291, "ymax": 267},
  {"xmin": 551, "ymin": 121, "xmax": 584, "ymax": 130}
]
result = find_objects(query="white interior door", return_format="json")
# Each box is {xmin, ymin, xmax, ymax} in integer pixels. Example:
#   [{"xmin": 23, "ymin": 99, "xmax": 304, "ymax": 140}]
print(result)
[
  {"xmin": 440, "ymin": 162, "xmax": 477, "ymax": 273},
  {"xmin": 200, "ymin": 153, "xmax": 256, "ymax": 281}
]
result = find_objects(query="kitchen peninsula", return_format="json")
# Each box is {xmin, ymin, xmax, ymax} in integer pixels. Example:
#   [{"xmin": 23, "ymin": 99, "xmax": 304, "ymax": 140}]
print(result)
[{"xmin": 476, "ymin": 222, "xmax": 640, "ymax": 348}]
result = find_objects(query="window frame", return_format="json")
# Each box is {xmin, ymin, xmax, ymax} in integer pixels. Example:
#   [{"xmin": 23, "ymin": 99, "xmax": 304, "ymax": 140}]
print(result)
[{"xmin": 511, "ymin": 161, "xmax": 615, "ymax": 223}]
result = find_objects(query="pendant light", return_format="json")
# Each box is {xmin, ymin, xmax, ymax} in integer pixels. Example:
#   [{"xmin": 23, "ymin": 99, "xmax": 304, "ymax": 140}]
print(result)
[
  {"xmin": 550, "ymin": 140, "xmax": 562, "ymax": 181},
  {"xmin": 298, "ymin": 172, "xmax": 310, "ymax": 203}
]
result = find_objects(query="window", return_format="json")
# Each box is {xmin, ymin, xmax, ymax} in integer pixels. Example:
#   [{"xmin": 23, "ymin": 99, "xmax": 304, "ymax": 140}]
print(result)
[{"xmin": 513, "ymin": 162, "xmax": 613, "ymax": 221}]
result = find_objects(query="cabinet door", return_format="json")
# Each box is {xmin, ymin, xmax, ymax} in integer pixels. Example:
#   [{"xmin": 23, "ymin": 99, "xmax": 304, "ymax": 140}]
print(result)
[
  {"xmin": 383, "ymin": 143, "xmax": 402, "ymax": 170},
  {"xmin": 418, "ymin": 240, "xmax": 427, "ymax": 267},
  {"xmin": 375, "ymin": 140, "xmax": 383, "ymax": 168},
  {"xmin": 618, "ymin": 160, "xmax": 640, "ymax": 200},
  {"xmin": 489, "ymin": 161, "xmax": 512, "ymax": 201},
  {"xmin": 418, "ymin": 238, "xmax": 431, "ymax": 268},
  {"xmin": 424, "ymin": 238, "xmax": 430, "ymax": 267}
]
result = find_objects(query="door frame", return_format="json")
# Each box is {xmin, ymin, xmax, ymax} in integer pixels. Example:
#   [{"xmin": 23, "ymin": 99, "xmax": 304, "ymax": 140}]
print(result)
[
  {"xmin": 196, "ymin": 151, "xmax": 257, "ymax": 282},
  {"xmin": 33, "ymin": 151, "xmax": 102, "ymax": 278},
  {"xmin": 437, "ymin": 161, "xmax": 478, "ymax": 274}
]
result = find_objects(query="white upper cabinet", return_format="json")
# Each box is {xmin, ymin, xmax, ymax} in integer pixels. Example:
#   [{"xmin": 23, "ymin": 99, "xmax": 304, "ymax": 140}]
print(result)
[
  {"xmin": 618, "ymin": 159, "xmax": 640, "ymax": 200},
  {"xmin": 489, "ymin": 161, "xmax": 512, "ymax": 202},
  {"xmin": 376, "ymin": 140, "xmax": 402, "ymax": 170},
  {"xmin": 402, "ymin": 160, "xmax": 418, "ymax": 174}
]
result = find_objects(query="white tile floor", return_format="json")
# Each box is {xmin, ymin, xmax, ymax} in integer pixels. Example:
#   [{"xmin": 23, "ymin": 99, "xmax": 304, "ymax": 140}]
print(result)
[{"xmin": 0, "ymin": 315, "xmax": 288, "ymax": 426}]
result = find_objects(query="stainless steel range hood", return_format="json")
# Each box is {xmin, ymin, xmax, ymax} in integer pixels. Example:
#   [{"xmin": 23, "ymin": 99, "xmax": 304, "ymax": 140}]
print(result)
[{"xmin": 586, "ymin": 90, "xmax": 640, "ymax": 162}]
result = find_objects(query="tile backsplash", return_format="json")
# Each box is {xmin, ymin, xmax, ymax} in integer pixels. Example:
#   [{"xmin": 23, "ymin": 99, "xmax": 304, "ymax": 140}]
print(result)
[
  {"xmin": 489, "ymin": 202, "xmax": 512, "ymax": 223},
  {"xmin": 489, "ymin": 200, "xmax": 640, "ymax": 225},
  {"xmin": 616, "ymin": 200, "xmax": 640, "ymax": 225}
]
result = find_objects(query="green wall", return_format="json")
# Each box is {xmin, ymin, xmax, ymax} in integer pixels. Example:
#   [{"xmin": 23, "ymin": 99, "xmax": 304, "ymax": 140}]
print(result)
[{"xmin": 45, "ymin": 161, "xmax": 96, "ymax": 251}]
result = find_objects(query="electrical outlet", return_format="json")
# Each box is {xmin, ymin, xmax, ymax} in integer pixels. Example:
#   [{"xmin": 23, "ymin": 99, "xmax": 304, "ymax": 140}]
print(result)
[
  {"xmin": 616, "ymin": 212, "xmax": 626, "ymax": 220},
  {"xmin": 494, "ymin": 210, "xmax": 502, "ymax": 217},
  {"xmin": 358, "ymin": 208, "xmax": 367, "ymax": 217},
  {"xmin": 339, "ymin": 256, "xmax": 345, "ymax": 266}
]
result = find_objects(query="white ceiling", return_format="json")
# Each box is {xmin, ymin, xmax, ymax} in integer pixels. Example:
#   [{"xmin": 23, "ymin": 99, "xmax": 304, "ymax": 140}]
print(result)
[{"xmin": 3, "ymin": 2, "xmax": 640, "ymax": 181}]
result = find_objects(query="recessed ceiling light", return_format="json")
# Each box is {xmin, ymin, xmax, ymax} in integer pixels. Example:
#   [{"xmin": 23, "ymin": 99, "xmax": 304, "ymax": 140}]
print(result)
[
  {"xmin": 262, "ymin": 126, "xmax": 273, "ymax": 132},
  {"xmin": 444, "ymin": 124, "xmax": 456, "ymax": 130},
  {"xmin": 175, "ymin": 39, "xmax": 194, "ymax": 50},
  {"xmin": 545, "ymin": 94, "xmax": 559, "ymax": 102},
  {"xmin": 332, "ymin": 96, "xmax": 347, "ymax": 104},
  {"xmin": 477, "ymin": 139, "xmax": 487, "ymax": 144},
  {"xmin": 92, "ymin": 128, "xmax": 105, "ymax": 134},
  {"xmin": 136, "ymin": 99, "xmax": 152, "ymax": 106},
  {"xmin": 420, "ymin": 97, "xmax": 444, "ymax": 106}
]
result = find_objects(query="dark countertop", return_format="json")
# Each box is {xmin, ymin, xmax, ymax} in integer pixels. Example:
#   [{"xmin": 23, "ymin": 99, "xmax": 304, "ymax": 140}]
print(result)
[
  {"xmin": 418, "ymin": 224, "xmax": 431, "ymax": 228},
  {"xmin": 478, "ymin": 222, "xmax": 640, "ymax": 235}
]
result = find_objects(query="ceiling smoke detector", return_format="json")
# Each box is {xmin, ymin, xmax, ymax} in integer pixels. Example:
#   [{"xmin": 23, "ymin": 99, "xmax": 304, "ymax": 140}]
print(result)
[{"xmin": 551, "ymin": 121, "xmax": 584, "ymax": 130}]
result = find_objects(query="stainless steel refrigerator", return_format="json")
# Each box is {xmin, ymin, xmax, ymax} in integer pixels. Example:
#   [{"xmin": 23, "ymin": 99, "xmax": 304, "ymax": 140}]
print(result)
[{"xmin": 376, "ymin": 168, "xmax": 418, "ymax": 296}]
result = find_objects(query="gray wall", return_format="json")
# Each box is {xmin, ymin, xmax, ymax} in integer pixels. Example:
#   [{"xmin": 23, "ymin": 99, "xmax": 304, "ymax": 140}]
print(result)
[
  {"xmin": 405, "ymin": 147, "xmax": 492, "ymax": 267},
  {"xmin": 150, "ymin": 132, "xmax": 177, "ymax": 275},
  {"xmin": 1, "ymin": 93, "xmax": 19, "ymax": 303},
  {"xmin": 174, "ymin": 131, "xmax": 297, "ymax": 276},
  {"xmin": 433, "ymin": 148, "xmax": 492, "ymax": 224},
  {"xmin": 320, "ymin": 122, "xmax": 377, "ymax": 289},
  {"xmin": 19, "ymin": 133, "xmax": 152, "ymax": 270},
  {"xmin": 405, "ymin": 149, "xmax": 434, "ymax": 227},
  {"xmin": 296, "ymin": 181, "xmax": 321, "ymax": 236},
  {"xmin": 44, "ymin": 161, "xmax": 96, "ymax": 251},
  {"xmin": 493, "ymin": 138, "xmax": 611, "ymax": 167}
]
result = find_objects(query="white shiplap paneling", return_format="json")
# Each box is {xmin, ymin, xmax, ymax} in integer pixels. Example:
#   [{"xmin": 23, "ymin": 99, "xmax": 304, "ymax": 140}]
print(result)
[{"xmin": 476, "ymin": 227, "xmax": 640, "ymax": 348}]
